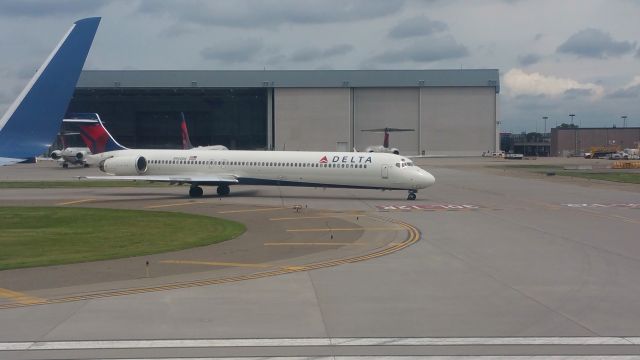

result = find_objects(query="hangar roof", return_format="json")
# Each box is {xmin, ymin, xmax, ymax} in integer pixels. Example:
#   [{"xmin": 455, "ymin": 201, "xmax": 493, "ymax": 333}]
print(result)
[{"xmin": 77, "ymin": 69, "xmax": 500, "ymax": 93}]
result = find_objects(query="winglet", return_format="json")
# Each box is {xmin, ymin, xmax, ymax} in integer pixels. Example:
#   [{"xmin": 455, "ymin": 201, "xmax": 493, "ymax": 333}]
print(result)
[{"xmin": 0, "ymin": 17, "xmax": 101, "ymax": 165}]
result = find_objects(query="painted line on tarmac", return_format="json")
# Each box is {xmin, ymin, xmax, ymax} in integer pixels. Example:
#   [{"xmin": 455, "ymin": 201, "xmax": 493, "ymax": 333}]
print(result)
[
  {"xmin": 55, "ymin": 198, "xmax": 95, "ymax": 206},
  {"xmin": 0, "ymin": 216, "xmax": 418, "ymax": 310},
  {"xmin": 264, "ymin": 242, "xmax": 363, "ymax": 246},
  {"xmin": 0, "ymin": 288, "xmax": 45, "ymax": 305},
  {"xmin": 287, "ymin": 227, "xmax": 403, "ymax": 232},
  {"xmin": 2, "ymin": 337, "xmax": 640, "ymax": 351},
  {"xmin": 145, "ymin": 201, "xmax": 208, "ymax": 209},
  {"xmin": 218, "ymin": 207, "xmax": 285, "ymax": 214},
  {"xmin": 160, "ymin": 260, "xmax": 272, "ymax": 268},
  {"xmin": 269, "ymin": 214, "xmax": 361, "ymax": 221},
  {"xmin": 12, "ymin": 357, "xmax": 640, "ymax": 360}
]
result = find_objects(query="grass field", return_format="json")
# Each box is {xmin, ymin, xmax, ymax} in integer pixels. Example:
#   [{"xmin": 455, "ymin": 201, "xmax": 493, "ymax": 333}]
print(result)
[
  {"xmin": 0, "ymin": 181, "xmax": 172, "ymax": 188},
  {"xmin": 0, "ymin": 207, "xmax": 245, "ymax": 270},
  {"xmin": 491, "ymin": 165, "xmax": 640, "ymax": 184}
]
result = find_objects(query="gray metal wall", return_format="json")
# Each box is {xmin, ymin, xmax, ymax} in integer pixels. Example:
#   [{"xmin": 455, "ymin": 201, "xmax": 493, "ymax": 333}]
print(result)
[
  {"xmin": 420, "ymin": 87, "xmax": 496, "ymax": 156},
  {"xmin": 274, "ymin": 88, "xmax": 351, "ymax": 151},
  {"xmin": 273, "ymin": 86, "xmax": 496, "ymax": 156}
]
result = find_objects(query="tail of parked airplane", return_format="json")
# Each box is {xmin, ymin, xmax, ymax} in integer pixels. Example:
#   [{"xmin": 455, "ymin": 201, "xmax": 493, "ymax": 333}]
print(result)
[
  {"xmin": 72, "ymin": 113, "xmax": 128, "ymax": 154},
  {"xmin": 0, "ymin": 18, "xmax": 101, "ymax": 165},
  {"xmin": 180, "ymin": 112, "xmax": 194, "ymax": 150}
]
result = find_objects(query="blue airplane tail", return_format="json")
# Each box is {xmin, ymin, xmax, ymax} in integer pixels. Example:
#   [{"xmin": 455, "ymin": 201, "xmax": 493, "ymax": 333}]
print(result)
[{"xmin": 0, "ymin": 17, "xmax": 100, "ymax": 165}]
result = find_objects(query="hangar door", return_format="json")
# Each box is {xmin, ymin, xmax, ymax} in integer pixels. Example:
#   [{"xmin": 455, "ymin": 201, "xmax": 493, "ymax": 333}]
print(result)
[
  {"xmin": 274, "ymin": 88, "xmax": 351, "ymax": 151},
  {"xmin": 420, "ymin": 87, "xmax": 496, "ymax": 156},
  {"xmin": 354, "ymin": 88, "xmax": 420, "ymax": 155}
]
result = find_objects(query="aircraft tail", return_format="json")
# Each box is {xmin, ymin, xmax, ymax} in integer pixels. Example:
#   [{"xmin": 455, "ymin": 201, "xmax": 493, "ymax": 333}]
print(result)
[
  {"xmin": 0, "ymin": 18, "xmax": 101, "ymax": 165},
  {"xmin": 71, "ymin": 113, "xmax": 128, "ymax": 154},
  {"xmin": 383, "ymin": 131, "xmax": 390, "ymax": 148},
  {"xmin": 180, "ymin": 112, "xmax": 194, "ymax": 150}
]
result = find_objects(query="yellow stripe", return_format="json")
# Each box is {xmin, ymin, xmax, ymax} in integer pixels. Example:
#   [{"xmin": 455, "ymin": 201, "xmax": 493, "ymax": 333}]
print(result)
[
  {"xmin": 264, "ymin": 242, "xmax": 362, "ymax": 246},
  {"xmin": 145, "ymin": 201, "xmax": 208, "ymax": 209},
  {"xmin": 0, "ymin": 288, "xmax": 45, "ymax": 305},
  {"xmin": 269, "ymin": 214, "xmax": 361, "ymax": 221},
  {"xmin": 218, "ymin": 207, "xmax": 284, "ymax": 214},
  {"xmin": 286, "ymin": 227, "xmax": 404, "ymax": 232},
  {"xmin": 56, "ymin": 198, "xmax": 95, "ymax": 206},
  {"xmin": 160, "ymin": 260, "xmax": 272, "ymax": 268}
]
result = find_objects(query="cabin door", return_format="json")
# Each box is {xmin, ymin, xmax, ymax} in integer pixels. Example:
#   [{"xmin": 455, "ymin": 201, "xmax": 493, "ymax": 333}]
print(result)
[{"xmin": 381, "ymin": 164, "xmax": 390, "ymax": 179}]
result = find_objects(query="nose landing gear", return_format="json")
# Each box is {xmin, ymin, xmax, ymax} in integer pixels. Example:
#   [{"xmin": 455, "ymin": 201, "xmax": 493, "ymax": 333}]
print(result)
[{"xmin": 407, "ymin": 190, "xmax": 417, "ymax": 201}]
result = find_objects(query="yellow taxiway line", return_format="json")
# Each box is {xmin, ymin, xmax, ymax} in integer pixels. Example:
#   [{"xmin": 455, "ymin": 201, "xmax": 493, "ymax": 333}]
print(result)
[
  {"xmin": 160, "ymin": 260, "xmax": 272, "ymax": 268},
  {"xmin": 145, "ymin": 201, "xmax": 208, "ymax": 209},
  {"xmin": 0, "ymin": 288, "xmax": 45, "ymax": 305},
  {"xmin": 217, "ymin": 207, "xmax": 285, "ymax": 214},
  {"xmin": 0, "ymin": 216, "xmax": 420, "ymax": 310},
  {"xmin": 269, "ymin": 214, "xmax": 362, "ymax": 221},
  {"xmin": 286, "ymin": 227, "xmax": 404, "ymax": 232},
  {"xmin": 56, "ymin": 198, "xmax": 95, "ymax": 206},
  {"xmin": 264, "ymin": 242, "xmax": 363, "ymax": 246}
]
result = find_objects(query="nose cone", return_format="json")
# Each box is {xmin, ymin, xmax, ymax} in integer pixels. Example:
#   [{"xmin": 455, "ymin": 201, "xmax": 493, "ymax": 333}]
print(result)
[{"xmin": 417, "ymin": 170, "xmax": 436, "ymax": 188}]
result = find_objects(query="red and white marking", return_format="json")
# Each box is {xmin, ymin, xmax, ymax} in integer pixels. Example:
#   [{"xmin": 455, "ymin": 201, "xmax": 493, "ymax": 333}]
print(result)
[{"xmin": 377, "ymin": 204, "xmax": 481, "ymax": 211}]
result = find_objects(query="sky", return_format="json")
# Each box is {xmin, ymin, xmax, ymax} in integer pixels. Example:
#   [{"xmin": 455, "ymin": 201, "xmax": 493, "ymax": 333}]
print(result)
[{"xmin": 0, "ymin": 0, "xmax": 638, "ymax": 133}]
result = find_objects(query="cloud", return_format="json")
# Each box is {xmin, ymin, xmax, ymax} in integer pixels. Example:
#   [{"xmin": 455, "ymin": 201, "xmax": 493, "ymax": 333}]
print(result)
[
  {"xmin": 138, "ymin": 0, "xmax": 405, "ymax": 28},
  {"xmin": 290, "ymin": 44, "xmax": 353, "ymax": 62},
  {"xmin": 557, "ymin": 28, "xmax": 636, "ymax": 59},
  {"xmin": 372, "ymin": 35, "xmax": 468, "ymax": 63},
  {"xmin": 0, "ymin": 0, "xmax": 108, "ymax": 17},
  {"xmin": 517, "ymin": 53, "xmax": 541, "ymax": 66},
  {"xmin": 503, "ymin": 68, "xmax": 604, "ymax": 98},
  {"xmin": 563, "ymin": 88, "xmax": 595, "ymax": 99},
  {"xmin": 200, "ymin": 38, "xmax": 263, "ymax": 62},
  {"xmin": 607, "ymin": 75, "xmax": 640, "ymax": 98},
  {"xmin": 388, "ymin": 16, "xmax": 448, "ymax": 38}
]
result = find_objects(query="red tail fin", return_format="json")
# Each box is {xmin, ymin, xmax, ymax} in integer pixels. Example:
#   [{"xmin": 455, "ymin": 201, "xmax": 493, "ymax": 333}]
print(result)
[
  {"xmin": 383, "ymin": 131, "xmax": 390, "ymax": 148},
  {"xmin": 181, "ymin": 112, "xmax": 193, "ymax": 150}
]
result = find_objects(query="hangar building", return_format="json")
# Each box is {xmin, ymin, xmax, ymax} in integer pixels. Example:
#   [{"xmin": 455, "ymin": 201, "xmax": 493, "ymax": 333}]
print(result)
[{"xmin": 69, "ymin": 69, "xmax": 499, "ymax": 156}]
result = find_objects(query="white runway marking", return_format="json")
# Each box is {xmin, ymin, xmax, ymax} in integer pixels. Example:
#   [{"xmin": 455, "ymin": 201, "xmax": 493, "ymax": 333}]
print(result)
[
  {"xmin": 2, "ymin": 337, "xmax": 640, "ymax": 351},
  {"xmin": 83, "ymin": 357, "xmax": 640, "ymax": 360}
]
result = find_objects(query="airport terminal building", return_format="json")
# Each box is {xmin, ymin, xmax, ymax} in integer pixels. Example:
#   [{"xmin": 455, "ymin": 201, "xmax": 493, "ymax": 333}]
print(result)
[{"xmin": 69, "ymin": 69, "xmax": 499, "ymax": 156}]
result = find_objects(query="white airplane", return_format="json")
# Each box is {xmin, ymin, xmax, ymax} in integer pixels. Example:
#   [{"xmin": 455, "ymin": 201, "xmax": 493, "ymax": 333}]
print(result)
[
  {"xmin": 362, "ymin": 127, "xmax": 415, "ymax": 155},
  {"xmin": 82, "ymin": 119, "xmax": 435, "ymax": 200},
  {"xmin": 0, "ymin": 18, "xmax": 101, "ymax": 165},
  {"xmin": 50, "ymin": 119, "xmax": 100, "ymax": 168}
]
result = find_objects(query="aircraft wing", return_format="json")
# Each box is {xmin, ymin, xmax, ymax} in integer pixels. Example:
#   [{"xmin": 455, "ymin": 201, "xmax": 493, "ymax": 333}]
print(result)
[
  {"xmin": 80, "ymin": 174, "xmax": 239, "ymax": 184},
  {"xmin": 0, "ymin": 157, "xmax": 26, "ymax": 166}
]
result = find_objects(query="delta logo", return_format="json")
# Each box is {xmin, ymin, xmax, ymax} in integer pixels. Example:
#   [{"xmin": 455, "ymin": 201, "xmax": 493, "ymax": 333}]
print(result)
[{"xmin": 319, "ymin": 155, "xmax": 373, "ymax": 164}]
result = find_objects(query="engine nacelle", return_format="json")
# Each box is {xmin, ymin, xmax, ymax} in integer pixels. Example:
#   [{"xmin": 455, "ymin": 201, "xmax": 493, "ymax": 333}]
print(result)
[
  {"xmin": 50, "ymin": 150, "xmax": 62, "ymax": 160},
  {"xmin": 99, "ymin": 156, "xmax": 147, "ymax": 175},
  {"xmin": 75, "ymin": 152, "xmax": 85, "ymax": 160}
]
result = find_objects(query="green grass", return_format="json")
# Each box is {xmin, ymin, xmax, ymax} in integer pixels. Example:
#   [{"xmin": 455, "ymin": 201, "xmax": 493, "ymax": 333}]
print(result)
[
  {"xmin": 0, "ymin": 207, "xmax": 245, "ymax": 270},
  {"xmin": 552, "ymin": 172, "xmax": 640, "ymax": 184},
  {"xmin": 0, "ymin": 181, "xmax": 173, "ymax": 188},
  {"xmin": 489, "ymin": 165, "xmax": 640, "ymax": 184}
]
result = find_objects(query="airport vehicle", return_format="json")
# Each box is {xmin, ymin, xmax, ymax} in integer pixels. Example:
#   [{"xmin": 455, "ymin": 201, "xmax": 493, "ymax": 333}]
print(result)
[
  {"xmin": 584, "ymin": 146, "xmax": 620, "ymax": 159},
  {"xmin": 82, "ymin": 118, "xmax": 435, "ymax": 200},
  {"xmin": 362, "ymin": 128, "xmax": 414, "ymax": 155},
  {"xmin": 180, "ymin": 113, "xmax": 228, "ymax": 151},
  {"xmin": 0, "ymin": 18, "xmax": 100, "ymax": 166}
]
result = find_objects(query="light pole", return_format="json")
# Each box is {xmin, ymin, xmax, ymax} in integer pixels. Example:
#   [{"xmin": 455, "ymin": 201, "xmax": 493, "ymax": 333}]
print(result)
[
  {"xmin": 569, "ymin": 113, "xmax": 575, "ymax": 126},
  {"xmin": 622, "ymin": 115, "xmax": 628, "ymax": 128},
  {"xmin": 542, "ymin": 116, "xmax": 548, "ymax": 134}
]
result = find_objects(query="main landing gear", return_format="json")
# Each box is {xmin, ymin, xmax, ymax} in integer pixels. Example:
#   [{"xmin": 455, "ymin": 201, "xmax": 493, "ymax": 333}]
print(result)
[
  {"xmin": 217, "ymin": 184, "xmax": 230, "ymax": 196},
  {"xmin": 189, "ymin": 185, "xmax": 203, "ymax": 198},
  {"xmin": 407, "ymin": 190, "xmax": 417, "ymax": 201}
]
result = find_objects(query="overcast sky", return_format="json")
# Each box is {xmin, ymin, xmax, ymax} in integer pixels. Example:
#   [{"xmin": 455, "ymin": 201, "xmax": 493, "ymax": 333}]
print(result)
[{"xmin": 0, "ymin": 0, "xmax": 638, "ymax": 133}]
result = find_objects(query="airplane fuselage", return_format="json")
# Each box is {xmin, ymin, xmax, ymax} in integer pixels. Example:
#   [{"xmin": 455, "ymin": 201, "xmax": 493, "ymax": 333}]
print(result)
[{"xmin": 94, "ymin": 149, "xmax": 435, "ymax": 191}]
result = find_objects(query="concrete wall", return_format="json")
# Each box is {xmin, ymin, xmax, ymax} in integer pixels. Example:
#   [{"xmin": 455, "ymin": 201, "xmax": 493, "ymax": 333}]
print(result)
[
  {"xmin": 353, "ymin": 88, "xmax": 420, "ymax": 155},
  {"xmin": 420, "ymin": 87, "xmax": 496, "ymax": 156},
  {"xmin": 274, "ymin": 88, "xmax": 351, "ymax": 151}
]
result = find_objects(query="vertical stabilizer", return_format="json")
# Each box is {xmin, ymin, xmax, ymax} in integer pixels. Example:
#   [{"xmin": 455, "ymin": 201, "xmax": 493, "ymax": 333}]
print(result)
[
  {"xmin": 0, "ymin": 17, "xmax": 101, "ymax": 165},
  {"xmin": 181, "ymin": 112, "xmax": 194, "ymax": 150},
  {"xmin": 75, "ymin": 114, "xmax": 128, "ymax": 154}
]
